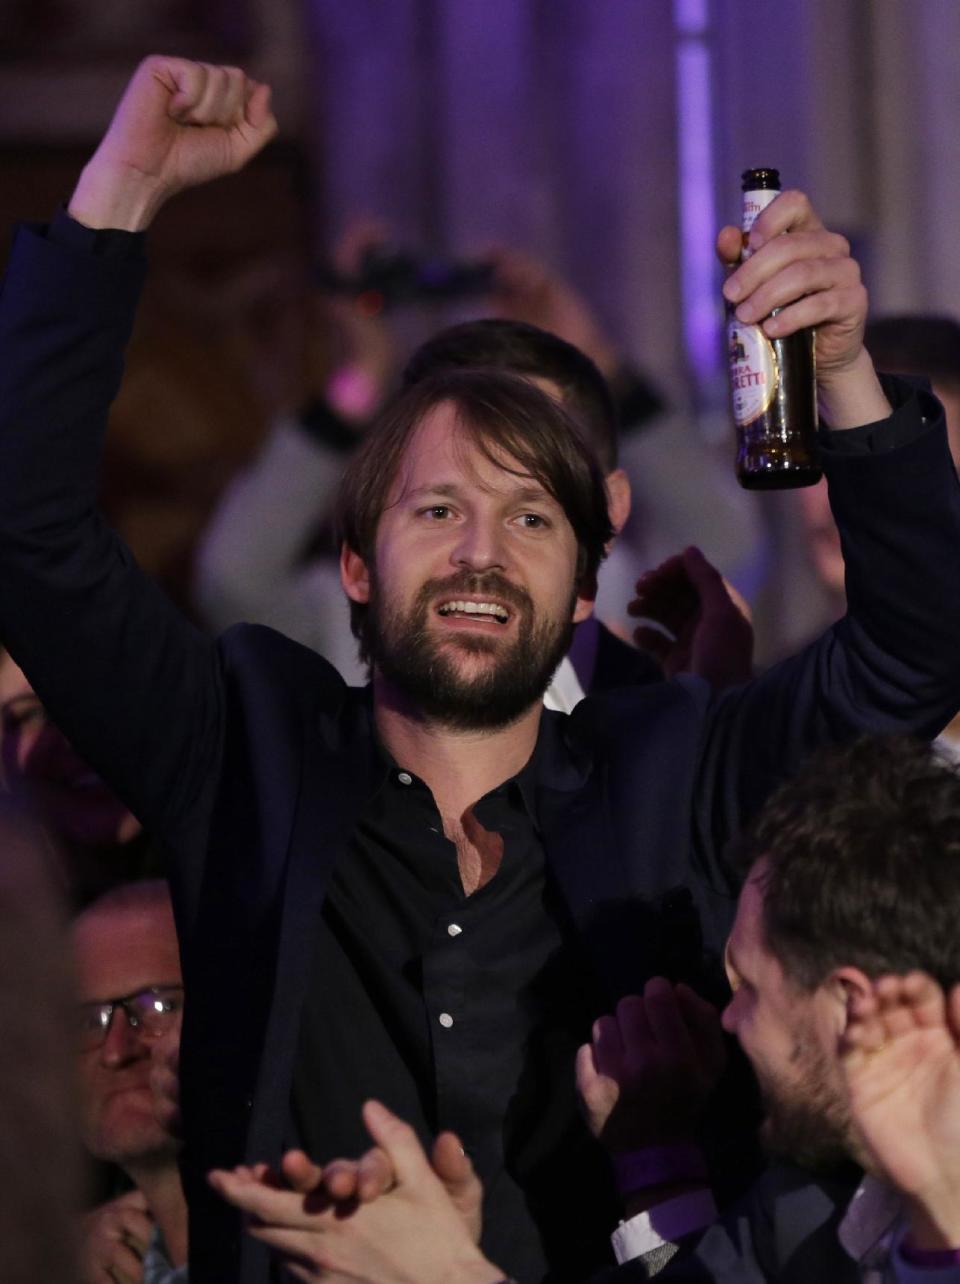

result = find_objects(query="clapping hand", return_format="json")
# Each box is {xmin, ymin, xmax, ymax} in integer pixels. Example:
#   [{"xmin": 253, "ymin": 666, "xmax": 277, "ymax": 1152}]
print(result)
[
  {"xmin": 209, "ymin": 1101, "xmax": 495, "ymax": 1283},
  {"xmin": 576, "ymin": 977, "xmax": 727, "ymax": 1154},
  {"xmin": 841, "ymin": 972, "xmax": 960, "ymax": 1252}
]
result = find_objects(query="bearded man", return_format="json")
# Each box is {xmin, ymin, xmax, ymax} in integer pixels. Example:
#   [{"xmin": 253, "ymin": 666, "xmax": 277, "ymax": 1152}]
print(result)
[{"xmin": 1, "ymin": 56, "xmax": 959, "ymax": 1284}]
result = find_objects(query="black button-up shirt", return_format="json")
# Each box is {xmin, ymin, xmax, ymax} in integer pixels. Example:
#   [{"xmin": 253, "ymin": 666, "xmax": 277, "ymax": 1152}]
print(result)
[{"xmin": 291, "ymin": 733, "xmax": 618, "ymax": 1282}]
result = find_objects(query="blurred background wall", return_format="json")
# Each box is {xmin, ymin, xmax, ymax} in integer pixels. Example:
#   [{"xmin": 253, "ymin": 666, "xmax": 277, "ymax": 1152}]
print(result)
[{"xmin": 0, "ymin": 0, "xmax": 956, "ymax": 641}]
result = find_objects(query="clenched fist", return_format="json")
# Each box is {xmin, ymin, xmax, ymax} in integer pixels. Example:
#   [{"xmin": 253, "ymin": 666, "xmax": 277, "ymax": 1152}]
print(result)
[{"xmin": 69, "ymin": 55, "xmax": 277, "ymax": 232}]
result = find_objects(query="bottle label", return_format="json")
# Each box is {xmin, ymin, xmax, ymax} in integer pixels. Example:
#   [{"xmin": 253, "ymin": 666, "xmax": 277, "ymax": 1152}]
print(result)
[
  {"xmin": 740, "ymin": 187, "xmax": 779, "ymax": 259},
  {"xmin": 728, "ymin": 318, "xmax": 778, "ymax": 425}
]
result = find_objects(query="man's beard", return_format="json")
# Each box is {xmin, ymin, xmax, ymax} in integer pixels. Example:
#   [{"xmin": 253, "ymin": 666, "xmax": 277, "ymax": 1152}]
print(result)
[
  {"xmin": 758, "ymin": 1034, "xmax": 851, "ymax": 1172},
  {"xmin": 366, "ymin": 569, "xmax": 576, "ymax": 730}
]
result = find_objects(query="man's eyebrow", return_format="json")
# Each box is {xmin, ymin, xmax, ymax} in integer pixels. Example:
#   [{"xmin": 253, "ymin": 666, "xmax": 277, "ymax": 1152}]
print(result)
[
  {"xmin": 403, "ymin": 481, "xmax": 555, "ymax": 504},
  {"xmin": 403, "ymin": 483, "xmax": 465, "ymax": 500},
  {"xmin": 511, "ymin": 483, "xmax": 554, "ymax": 504}
]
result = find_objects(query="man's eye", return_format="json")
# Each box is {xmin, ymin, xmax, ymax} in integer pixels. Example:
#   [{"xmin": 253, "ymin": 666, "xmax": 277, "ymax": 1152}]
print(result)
[
  {"xmin": 421, "ymin": 505, "xmax": 451, "ymax": 520},
  {"xmin": 518, "ymin": 513, "xmax": 547, "ymax": 529}
]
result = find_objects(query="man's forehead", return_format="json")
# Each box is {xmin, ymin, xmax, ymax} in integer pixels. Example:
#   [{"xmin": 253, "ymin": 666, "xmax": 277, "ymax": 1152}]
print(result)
[
  {"xmin": 73, "ymin": 904, "xmax": 178, "ymax": 985},
  {"xmin": 390, "ymin": 402, "xmax": 548, "ymax": 502},
  {"xmin": 728, "ymin": 862, "xmax": 768, "ymax": 954}
]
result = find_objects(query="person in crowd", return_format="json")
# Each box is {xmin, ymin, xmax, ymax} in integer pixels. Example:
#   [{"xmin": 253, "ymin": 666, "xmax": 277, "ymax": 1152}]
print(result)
[
  {"xmin": 0, "ymin": 55, "xmax": 958, "ymax": 1284},
  {"xmin": 0, "ymin": 646, "xmax": 160, "ymax": 905},
  {"xmin": 0, "ymin": 798, "xmax": 79, "ymax": 1284},
  {"xmin": 194, "ymin": 231, "xmax": 758, "ymax": 690},
  {"xmin": 74, "ymin": 880, "xmax": 188, "ymax": 1284},
  {"xmin": 214, "ymin": 737, "xmax": 960, "ymax": 1283}
]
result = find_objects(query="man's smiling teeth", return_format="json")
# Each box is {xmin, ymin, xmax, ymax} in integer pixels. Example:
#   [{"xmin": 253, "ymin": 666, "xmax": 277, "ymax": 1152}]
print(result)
[{"xmin": 437, "ymin": 600, "xmax": 510, "ymax": 623}]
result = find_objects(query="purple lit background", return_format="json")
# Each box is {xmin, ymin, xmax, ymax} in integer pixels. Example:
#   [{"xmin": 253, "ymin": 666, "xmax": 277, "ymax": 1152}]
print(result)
[
  {"xmin": 1, "ymin": 0, "xmax": 958, "ymax": 658},
  {"xmin": 2, "ymin": 0, "xmax": 959, "ymax": 405}
]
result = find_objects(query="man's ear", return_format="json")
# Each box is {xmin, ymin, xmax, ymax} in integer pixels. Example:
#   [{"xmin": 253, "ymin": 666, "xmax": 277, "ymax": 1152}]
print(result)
[
  {"xmin": 831, "ymin": 966, "xmax": 874, "ymax": 1032},
  {"xmin": 604, "ymin": 468, "xmax": 632, "ymax": 539},
  {"xmin": 340, "ymin": 543, "xmax": 371, "ymax": 604},
  {"xmin": 572, "ymin": 578, "xmax": 597, "ymax": 625}
]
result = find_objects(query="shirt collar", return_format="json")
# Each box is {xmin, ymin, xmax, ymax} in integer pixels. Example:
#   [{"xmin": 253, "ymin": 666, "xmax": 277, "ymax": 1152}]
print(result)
[
  {"xmin": 367, "ymin": 701, "xmax": 591, "ymax": 821},
  {"xmin": 837, "ymin": 1174, "xmax": 902, "ymax": 1270}
]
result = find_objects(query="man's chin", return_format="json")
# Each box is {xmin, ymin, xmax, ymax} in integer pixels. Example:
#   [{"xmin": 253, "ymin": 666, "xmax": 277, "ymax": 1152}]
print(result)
[
  {"xmin": 760, "ymin": 1113, "xmax": 850, "ymax": 1173},
  {"xmin": 432, "ymin": 627, "xmax": 506, "ymax": 657},
  {"xmin": 92, "ymin": 1116, "xmax": 180, "ymax": 1167}
]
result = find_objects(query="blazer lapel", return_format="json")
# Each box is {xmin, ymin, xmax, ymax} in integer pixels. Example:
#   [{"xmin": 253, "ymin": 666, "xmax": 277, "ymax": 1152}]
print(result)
[
  {"xmin": 245, "ymin": 690, "xmax": 377, "ymax": 1159},
  {"xmin": 536, "ymin": 712, "xmax": 635, "ymax": 1005}
]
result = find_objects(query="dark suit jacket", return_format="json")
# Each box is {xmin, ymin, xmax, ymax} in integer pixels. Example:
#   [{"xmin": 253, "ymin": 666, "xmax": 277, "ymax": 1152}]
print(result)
[
  {"xmin": 2, "ymin": 221, "xmax": 960, "ymax": 1283},
  {"xmin": 592, "ymin": 620, "xmax": 665, "ymax": 692}
]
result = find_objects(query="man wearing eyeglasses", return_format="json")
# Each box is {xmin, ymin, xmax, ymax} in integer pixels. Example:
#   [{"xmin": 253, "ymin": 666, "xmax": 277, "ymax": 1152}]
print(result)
[{"xmin": 73, "ymin": 880, "xmax": 188, "ymax": 1284}]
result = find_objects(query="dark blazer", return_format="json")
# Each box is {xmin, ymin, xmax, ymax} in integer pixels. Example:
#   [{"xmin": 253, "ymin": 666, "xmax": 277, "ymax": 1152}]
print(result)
[
  {"xmin": 2, "ymin": 222, "xmax": 960, "ymax": 1284},
  {"xmin": 592, "ymin": 620, "xmax": 666, "ymax": 692}
]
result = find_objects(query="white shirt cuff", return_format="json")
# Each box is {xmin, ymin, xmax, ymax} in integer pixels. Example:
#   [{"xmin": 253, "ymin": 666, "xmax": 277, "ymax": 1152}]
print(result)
[{"xmin": 611, "ymin": 1189, "xmax": 718, "ymax": 1264}]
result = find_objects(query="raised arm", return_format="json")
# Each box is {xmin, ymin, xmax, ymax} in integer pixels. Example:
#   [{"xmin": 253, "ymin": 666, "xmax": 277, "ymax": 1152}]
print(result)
[
  {"xmin": 0, "ymin": 58, "xmax": 277, "ymax": 840},
  {"xmin": 69, "ymin": 57, "xmax": 276, "ymax": 232},
  {"xmin": 718, "ymin": 188, "xmax": 891, "ymax": 431},
  {"xmin": 693, "ymin": 192, "xmax": 960, "ymax": 866}
]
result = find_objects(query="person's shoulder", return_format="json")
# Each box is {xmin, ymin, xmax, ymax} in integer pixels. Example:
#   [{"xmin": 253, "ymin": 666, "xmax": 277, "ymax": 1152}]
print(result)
[
  {"xmin": 574, "ymin": 669, "xmax": 711, "ymax": 737},
  {"xmin": 591, "ymin": 622, "xmax": 664, "ymax": 692},
  {"xmin": 217, "ymin": 622, "xmax": 359, "ymax": 699}
]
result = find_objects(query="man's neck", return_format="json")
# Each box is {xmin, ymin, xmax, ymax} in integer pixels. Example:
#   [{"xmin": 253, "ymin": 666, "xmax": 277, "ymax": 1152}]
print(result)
[
  {"xmin": 372, "ymin": 680, "xmax": 542, "ymax": 819},
  {"xmin": 126, "ymin": 1160, "xmax": 189, "ymax": 1268}
]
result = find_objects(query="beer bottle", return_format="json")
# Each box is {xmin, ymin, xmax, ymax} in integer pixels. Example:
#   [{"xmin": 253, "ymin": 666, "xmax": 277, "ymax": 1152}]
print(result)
[{"xmin": 728, "ymin": 167, "xmax": 821, "ymax": 489}]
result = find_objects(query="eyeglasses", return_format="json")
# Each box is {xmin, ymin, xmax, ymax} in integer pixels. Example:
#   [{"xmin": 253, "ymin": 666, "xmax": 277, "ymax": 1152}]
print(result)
[{"xmin": 76, "ymin": 985, "xmax": 184, "ymax": 1051}]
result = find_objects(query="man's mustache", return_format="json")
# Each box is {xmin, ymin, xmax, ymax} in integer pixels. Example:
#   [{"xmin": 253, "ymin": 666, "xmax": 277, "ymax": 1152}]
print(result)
[{"xmin": 414, "ymin": 571, "xmax": 533, "ymax": 616}]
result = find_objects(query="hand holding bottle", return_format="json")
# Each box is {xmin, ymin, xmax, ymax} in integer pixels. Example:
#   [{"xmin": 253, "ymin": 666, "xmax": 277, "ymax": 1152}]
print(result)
[{"xmin": 718, "ymin": 188, "xmax": 890, "ymax": 431}]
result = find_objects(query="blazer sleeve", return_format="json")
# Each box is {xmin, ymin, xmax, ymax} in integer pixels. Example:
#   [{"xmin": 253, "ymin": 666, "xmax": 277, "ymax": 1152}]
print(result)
[
  {"xmin": 0, "ymin": 221, "xmax": 223, "ymax": 845},
  {"xmin": 691, "ymin": 382, "xmax": 960, "ymax": 886}
]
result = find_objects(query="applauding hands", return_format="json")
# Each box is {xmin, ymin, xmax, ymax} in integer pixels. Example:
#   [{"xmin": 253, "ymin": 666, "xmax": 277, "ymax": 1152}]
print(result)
[
  {"xmin": 842, "ymin": 972, "xmax": 960, "ymax": 1254},
  {"xmin": 209, "ymin": 1101, "xmax": 497, "ymax": 1284}
]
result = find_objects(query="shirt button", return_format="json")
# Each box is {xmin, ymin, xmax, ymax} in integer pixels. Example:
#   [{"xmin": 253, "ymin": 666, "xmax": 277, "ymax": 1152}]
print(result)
[
  {"xmin": 438, "ymin": 1012, "xmax": 454, "ymax": 1029},
  {"xmin": 397, "ymin": 771, "xmax": 413, "ymax": 785},
  {"xmin": 447, "ymin": 923, "xmax": 462, "ymax": 937}
]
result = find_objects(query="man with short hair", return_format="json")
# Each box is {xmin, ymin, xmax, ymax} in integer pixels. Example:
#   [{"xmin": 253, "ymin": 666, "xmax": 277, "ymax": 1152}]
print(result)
[
  {"xmin": 74, "ymin": 881, "xmax": 188, "ymax": 1284},
  {"xmin": 1, "ymin": 56, "xmax": 959, "ymax": 1284},
  {"xmin": 579, "ymin": 734, "xmax": 960, "ymax": 1280}
]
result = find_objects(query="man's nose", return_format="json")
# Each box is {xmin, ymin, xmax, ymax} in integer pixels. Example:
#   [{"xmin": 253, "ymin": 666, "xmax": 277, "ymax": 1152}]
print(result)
[
  {"xmin": 451, "ymin": 517, "xmax": 507, "ymax": 572},
  {"xmin": 100, "ymin": 1009, "xmax": 149, "ymax": 1066}
]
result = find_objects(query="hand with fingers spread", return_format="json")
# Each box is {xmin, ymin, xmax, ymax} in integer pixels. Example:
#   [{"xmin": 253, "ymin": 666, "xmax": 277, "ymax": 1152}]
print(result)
[
  {"xmin": 841, "ymin": 972, "xmax": 960, "ymax": 1251},
  {"xmin": 717, "ymin": 189, "xmax": 890, "ymax": 429},
  {"xmin": 80, "ymin": 1189, "xmax": 154, "ymax": 1284},
  {"xmin": 69, "ymin": 54, "xmax": 277, "ymax": 232},
  {"xmin": 629, "ymin": 547, "xmax": 754, "ymax": 687},
  {"xmin": 209, "ymin": 1100, "xmax": 495, "ymax": 1283},
  {"xmin": 575, "ymin": 977, "xmax": 727, "ymax": 1154}
]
